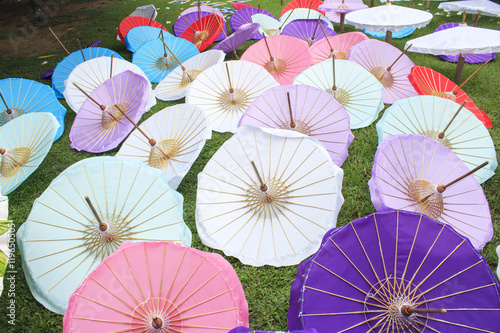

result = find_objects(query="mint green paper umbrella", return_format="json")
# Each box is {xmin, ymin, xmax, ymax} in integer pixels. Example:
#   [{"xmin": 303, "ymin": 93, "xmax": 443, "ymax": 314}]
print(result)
[{"xmin": 17, "ymin": 156, "xmax": 192, "ymax": 315}]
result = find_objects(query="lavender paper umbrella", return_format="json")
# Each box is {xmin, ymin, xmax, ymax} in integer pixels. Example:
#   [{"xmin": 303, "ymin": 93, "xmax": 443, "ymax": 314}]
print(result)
[
  {"xmin": 289, "ymin": 209, "xmax": 500, "ymax": 332},
  {"xmin": 212, "ymin": 23, "xmax": 260, "ymax": 55},
  {"xmin": 173, "ymin": 11, "xmax": 227, "ymax": 42},
  {"xmin": 434, "ymin": 23, "xmax": 497, "ymax": 64},
  {"xmin": 281, "ymin": 19, "xmax": 336, "ymax": 47},
  {"xmin": 230, "ymin": 7, "xmax": 276, "ymax": 39}
]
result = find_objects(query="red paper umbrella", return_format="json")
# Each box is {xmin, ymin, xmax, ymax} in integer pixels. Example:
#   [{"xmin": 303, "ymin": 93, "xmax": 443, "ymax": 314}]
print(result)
[
  {"xmin": 180, "ymin": 14, "xmax": 223, "ymax": 52},
  {"xmin": 408, "ymin": 66, "xmax": 492, "ymax": 128},
  {"xmin": 117, "ymin": 16, "xmax": 166, "ymax": 43},
  {"xmin": 282, "ymin": 0, "xmax": 326, "ymax": 16},
  {"xmin": 233, "ymin": 2, "xmax": 256, "ymax": 10}
]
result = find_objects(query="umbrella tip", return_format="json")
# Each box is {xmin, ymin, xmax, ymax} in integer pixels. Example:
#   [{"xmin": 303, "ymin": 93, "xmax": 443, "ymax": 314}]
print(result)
[
  {"xmin": 0, "ymin": 148, "xmax": 5, "ymax": 155},
  {"xmin": 151, "ymin": 316, "xmax": 163, "ymax": 329}
]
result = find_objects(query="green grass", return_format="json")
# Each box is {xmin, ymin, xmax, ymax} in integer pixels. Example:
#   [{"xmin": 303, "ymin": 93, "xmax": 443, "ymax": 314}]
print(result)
[{"xmin": 0, "ymin": 0, "xmax": 499, "ymax": 331}]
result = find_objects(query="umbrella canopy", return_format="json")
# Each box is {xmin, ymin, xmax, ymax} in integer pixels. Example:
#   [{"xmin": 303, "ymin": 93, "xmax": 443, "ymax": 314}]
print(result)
[
  {"xmin": 439, "ymin": 0, "xmax": 500, "ymax": 16},
  {"xmin": 281, "ymin": 8, "xmax": 334, "ymax": 31},
  {"xmin": 230, "ymin": 7, "xmax": 276, "ymax": 39},
  {"xmin": 238, "ymin": 84, "xmax": 354, "ymax": 167},
  {"xmin": 124, "ymin": 26, "xmax": 172, "ymax": 53},
  {"xmin": 0, "ymin": 113, "xmax": 58, "ymax": 196},
  {"xmin": 116, "ymin": 103, "xmax": 211, "ymax": 190},
  {"xmin": 185, "ymin": 60, "xmax": 279, "ymax": 133},
  {"xmin": 179, "ymin": 14, "xmax": 224, "ymax": 52},
  {"xmin": 281, "ymin": 19, "xmax": 336, "ymax": 47},
  {"xmin": 282, "ymin": 0, "xmax": 326, "ymax": 16},
  {"xmin": 212, "ymin": 23, "xmax": 261, "ymax": 54},
  {"xmin": 178, "ymin": 4, "xmax": 225, "ymax": 19},
  {"xmin": 155, "ymin": 50, "xmax": 226, "ymax": 101},
  {"xmin": 289, "ymin": 209, "xmax": 500, "ymax": 332},
  {"xmin": 51, "ymin": 47, "xmax": 123, "ymax": 98},
  {"xmin": 241, "ymin": 35, "xmax": 313, "ymax": 85},
  {"xmin": 64, "ymin": 241, "xmax": 249, "ymax": 332},
  {"xmin": 0, "ymin": 78, "xmax": 66, "ymax": 141},
  {"xmin": 17, "ymin": 156, "xmax": 191, "ymax": 315},
  {"xmin": 293, "ymin": 58, "xmax": 384, "ymax": 129},
  {"xmin": 320, "ymin": 0, "xmax": 365, "ymax": 23},
  {"xmin": 368, "ymin": 134, "xmax": 492, "ymax": 250},
  {"xmin": 196, "ymin": 126, "xmax": 344, "ymax": 266},
  {"xmin": 174, "ymin": 11, "xmax": 227, "ymax": 43},
  {"xmin": 320, "ymin": 1, "xmax": 368, "ymax": 32},
  {"xmin": 252, "ymin": 14, "xmax": 283, "ymax": 37},
  {"xmin": 376, "ymin": 95, "xmax": 497, "ymax": 183},
  {"xmin": 132, "ymin": 37, "xmax": 200, "ymax": 83},
  {"xmin": 117, "ymin": 16, "xmax": 165, "ymax": 43},
  {"xmin": 348, "ymin": 39, "xmax": 418, "ymax": 104},
  {"xmin": 407, "ymin": 65, "xmax": 492, "ymax": 128},
  {"xmin": 69, "ymin": 70, "xmax": 150, "ymax": 153},
  {"xmin": 433, "ymin": 23, "xmax": 496, "ymax": 64},
  {"xmin": 129, "ymin": 4, "xmax": 157, "ymax": 19},
  {"xmin": 63, "ymin": 56, "xmax": 155, "ymax": 113},
  {"xmin": 309, "ymin": 31, "xmax": 369, "ymax": 63}
]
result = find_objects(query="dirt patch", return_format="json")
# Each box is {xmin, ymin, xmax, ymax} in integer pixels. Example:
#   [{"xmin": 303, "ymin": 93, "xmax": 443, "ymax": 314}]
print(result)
[{"xmin": 0, "ymin": 0, "xmax": 116, "ymax": 58}]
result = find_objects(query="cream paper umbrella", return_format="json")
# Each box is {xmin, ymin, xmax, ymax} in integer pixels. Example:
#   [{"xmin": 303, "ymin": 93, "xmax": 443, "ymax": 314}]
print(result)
[
  {"xmin": 196, "ymin": 126, "xmax": 344, "ymax": 267},
  {"xmin": 293, "ymin": 58, "xmax": 384, "ymax": 129},
  {"xmin": 116, "ymin": 103, "xmax": 211, "ymax": 189},
  {"xmin": 154, "ymin": 50, "xmax": 226, "ymax": 101},
  {"xmin": 63, "ymin": 56, "xmax": 156, "ymax": 113},
  {"xmin": 185, "ymin": 60, "xmax": 280, "ymax": 133}
]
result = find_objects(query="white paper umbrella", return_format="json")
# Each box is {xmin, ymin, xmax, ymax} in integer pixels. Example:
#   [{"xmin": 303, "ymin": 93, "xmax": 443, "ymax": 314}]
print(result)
[
  {"xmin": 63, "ymin": 56, "xmax": 156, "ymax": 113},
  {"xmin": 439, "ymin": 0, "xmax": 500, "ymax": 17},
  {"xmin": 116, "ymin": 103, "xmax": 211, "ymax": 189},
  {"xmin": 154, "ymin": 50, "xmax": 226, "ymax": 101},
  {"xmin": 252, "ymin": 13, "xmax": 283, "ymax": 37},
  {"xmin": 293, "ymin": 58, "xmax": 384, "ymax": 129},
  {"xmin": 185, "ymin": 60, "xmax": 280, "ymax": 133},
  {"xmin": 196, "ymin": 126, "xmax": 344, "ymax": 266}
]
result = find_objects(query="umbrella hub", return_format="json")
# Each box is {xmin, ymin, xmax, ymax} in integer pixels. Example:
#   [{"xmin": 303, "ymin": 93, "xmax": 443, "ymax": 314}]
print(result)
[
  {"xmin": 0, "ymin": 107, "xmax": 22, "ymax": 126},
  {"xmin": 134, "ymin": 299, "xmax": 176, "ymax": 332},
  {"xmin": 422, "ymin": 130, "xmax": 452, "ymax": 149},
  {"xmin": 220, "ymin": 89, "xmax": 248, "ymax": 109},
  {"xmin": 156, "ymin": 55, "xmax": 177, "ymax": 70},
  {"xmin": 430, "ymin": 90, "xmax": 457, "ymax": 102},
  {"xmin": 371, "ymin": 67, "xmax": 394, "ymax": 88},
  {"xmin": 101, "ymin": 104, "xmax": 127, "ymax": 130},
  {"xmin": 305, "ymin": 37, "xmax": 317, "ymax": 47},
  {"xmin": 280, "ymin": 120, "xmax": 312, "ymax": 136},
  {"xmin": 0, "ymin": 147, "xmax": 31, "ymax": 177},
  {"xmin": 264, "ymin": 58, "xmax": 287, "ymax": 76},
  {"xmin": 406, "ymin": 179, "xmax": 444, "ymax": 219},
  {"xmin": 247, "ymin": 177, "xmax": 289, "ymax": 211},
  {"xmin": 193, "ymin": 30, "xmax": 210, "ymax": 46},
  {"xmin": 325, "ymin": 87, "xmax": 350, "ymax": 106},
  {"xmin": 148, "ymin": 139, "xmax": 181, "ymax": 169},
  {"xmin": 265, "ymin": 29, "xmax": 281, "ymax": 36},
  {"xmin": 83, "ymin": 213, "xmax": 130, "ymax": 258},
  {"xmin": 181, "ymin": 69, "xmax": 203, "ymax": 87}
]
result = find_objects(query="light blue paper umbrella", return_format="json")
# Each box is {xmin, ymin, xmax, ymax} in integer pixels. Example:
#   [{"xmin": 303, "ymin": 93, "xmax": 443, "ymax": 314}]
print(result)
[
  {"xmin": 133, "ymin": 37, "xmax": 200, "ymax": 83},
  {"xmin": 125, "ymin": 26, "xmax": 173, "ymax": 53},
  {"xmin": 0, "ymin": 113, "xmax": 59, "ymax": 195},
  {"xmin": 51, "ymin": 47, "xmax": 123, "ymax": 98},
  {"xmin": 364, "ymin": 27, "xmax": 416, "ymax": 39},
  {"xmin": 376, "ymin": 95, "xmax": 497, "ymax": 183},
  {"xmin": 0, "ymin": 78, "xmax": 66, "ymax": 141},
  {"xmin": 17, "ymin": 156, "xmax": 192, "ymax": 315}
]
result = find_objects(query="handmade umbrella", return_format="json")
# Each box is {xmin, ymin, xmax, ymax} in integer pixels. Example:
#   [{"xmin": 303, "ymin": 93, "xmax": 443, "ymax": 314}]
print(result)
[
  {"xmin": 282, "ymin": 0, "xmax": 326, "ymax": 16},
  {"xmin": 51, "ymin": 47, "xmax": 123, "ymax": 98},
  {"xmin": 294, "ymin": 58, "xmax": 384, "ymax": 129},
  {"xmin": 241, "ymin": 35, "xmax": 312, "ymax": 85},
  {"xmin": 69, "ymin": 70, "xmax": 149, "ymax": 153},
  {"xmin": 348, "ymin": 40, "xmax": 418, "ymax": 104},
  {"xmin": 116, "ymin": 103, "xmax": 211, "ymax": 190},
  {"xmin": 320, "ymin": 0, "xmax": 368, "ymax": 32},
  {"xmin": 117, "ymin": 16, "xmax": 165, "ymax": 43},
  {"xmin": 0, "ymin": 113, "xmax": 58, "ymax": 196},
  {"xmin": 345, "ymin": 2, "xmax": 433, "ymax": 43},
  {"xmin": 179, "ymin": 14, "xmax": 224, "ymax": 52},
  {"xmin": 281, "ymin": 19, "xmax": 336, "ymax": 46},
  {"xmin": 281, "ymin": 8, "xmax": 334, "ymax": 31},
  {"xmin": 17, "ymin": 156, "xmax": 191, "ymax": 315},
  {"xmin": 289, "ymin": 209, "xmax": 500, "ymax": 332},
  {"xmin": 368, "ymin": 134, "xmax": 492, "ymax": 250},
  {"xmin": 177, "ymin": 4, "xmax": 225, "ymax": 19},
  {"xmin": 408, "ymin": 65, "xmax": 492, "ymax": 128},
  {"xmin": 185, "ymin": 61, "xmax": 279, "ymax": 133},
  {"xmin": 376, "ymin": 96, "xmax": 497, "ymax": 183},
  {"xmin": 124, "ymin": 25, "xmax": 172, "ymax": 53},
  {"xmin": 320, "ymin": 0, "xmax": 364, "ymax": 23},
  {"xmin": 63, "ymin": 56, "xmax": 155, "ymax": 113},
  {"xmin": 309, "ymin": 31, "xmax": 369, "ymax": 63},
  {"xmin": 212, "ymin": 23, "xmax": 261, "ymax": 56},
  {"xmin": 238, "ymin": 84, "xmax": 354, "ymax": 167},
  {"xmin": 129, "ymin": 4, "xmax": 157, "ymax": 19},
  {"xmin": 133, "ymin": 37, "xmax": 200, "ymax": 83},
  {"xmin": 439, "ymin": 0, "xmax": 500, "ymax": 23},
  {"xmin": 0, "ymin": 78, "xmax": 66, "ymax": 141},
  {"xmin": 433, "ymin": 23, "xmax": 496, "ymax": 64},
  {"xmin": 252, "ymin": 14, "xmax": 283, "ymax": 37},
  {"xmin": 63, "ymin": 241, "xmax": 248, "ymax": 331},
  {"xmin": 230, "ymin": 7, "xmax": 276, "ymax": 39},
  {"xmin": 406, "ymin": 22, "xmax": 500, "ymax": 83},
  {"xmin": 155, "ymin": 50, "xmax": 226, "ymax": 101},
  {"xmin": 196, "ymin": 126, "xmax": 344, "ymax": 266},
  {"xmin": 174, "ymin": 10, "xmax": 227, "ymax": 42}
]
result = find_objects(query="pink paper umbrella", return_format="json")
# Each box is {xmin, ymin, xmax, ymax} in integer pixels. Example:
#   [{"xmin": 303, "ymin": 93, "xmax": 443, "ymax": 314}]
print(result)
[
  {"xmin": 69, "ymin": 70, "xmax": 149, "ymax": 153},
  {"xmin": 64, "ymin": 241, "xmax": 249, "ymax": 332},
  {"xmin": 348, "ymin": 39, "xmax": 418, "ymax": 104},
  {"xmin": 309, "ymin": 31, "xmax": 368, "ymax": 64},
  {"xmin": 238, "ymin": 85, "xmax": 354, "ymax": 167},
  {"xmin": 241, "ymin": 35, "xmax": 313, "ymax": 85}
]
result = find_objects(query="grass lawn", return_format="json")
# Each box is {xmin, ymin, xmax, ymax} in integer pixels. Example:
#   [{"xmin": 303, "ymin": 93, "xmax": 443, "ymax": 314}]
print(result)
[{"xmin": 0, "ymin": 0, "xmax": 499, "ymax": 330}]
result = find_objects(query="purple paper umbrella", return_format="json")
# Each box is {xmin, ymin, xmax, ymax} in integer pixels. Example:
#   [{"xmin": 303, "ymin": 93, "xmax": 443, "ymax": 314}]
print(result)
[
  {"xmin": 281, "ymin": 19, "xmax": 336, "ymax": 47},
  {"xmin": 173, "ymin": 11, "xmax": 227, "ymax": 42},
  {"xmin": 69, "ymin": 70, "xmax": 149, "ymax": 153},
  {"xmin": 230, "ymin": 327, "xmax": 318, "ymax": 333},
  {"xmin": 212, "ymin": 23, "xmax": 260, "ymax": 54},
  {"xmin": 238, "ymin": 84, "xmax": 353, "ymax": 167},
  {"xmin": 289, "ymin": 208, "xmax": 500, "ymax": 333},
  {"xmin": 230, "ymin": 7, "xmax": 276, "ymax": 39},
  {"xmin": 434, "ymin": 23, "xmax": 496, "ymax": 64}
]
